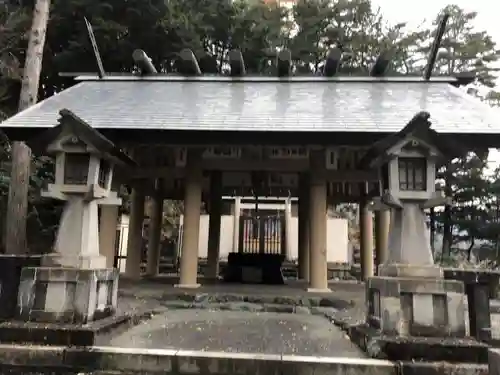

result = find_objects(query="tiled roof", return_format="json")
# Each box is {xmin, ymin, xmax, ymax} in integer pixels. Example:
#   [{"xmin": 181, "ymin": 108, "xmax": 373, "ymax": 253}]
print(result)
[{"xmin": 1, "ymin": 79, "xmax": 498, "ymax": 134}]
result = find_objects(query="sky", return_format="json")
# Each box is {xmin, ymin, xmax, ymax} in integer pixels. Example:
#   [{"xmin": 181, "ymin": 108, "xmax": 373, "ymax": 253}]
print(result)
[
  {"xmin": 371, "ymin": 0, "xmax": 500, "ymax": 45},
  {"xmin": 371, "ymin": 0, "xmax": 500, "ymax": 84},
  {"xmin": 372, "ymin": 0, "xmax": 500, "ymax": 168}
]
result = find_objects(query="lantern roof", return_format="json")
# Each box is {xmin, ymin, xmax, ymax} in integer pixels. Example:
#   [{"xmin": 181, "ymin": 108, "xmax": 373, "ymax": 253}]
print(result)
[
  {"xmin": 27, "ymin": 109, "xmax": 135, "ymax": 166},
  {"xmin": 358, "ymin": 111, "xmax": 468, "ymax": 169}
]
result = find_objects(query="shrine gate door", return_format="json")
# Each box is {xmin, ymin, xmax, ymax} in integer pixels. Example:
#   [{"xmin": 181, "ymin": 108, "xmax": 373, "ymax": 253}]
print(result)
[{"xmin": 238, "ymin": 209, "xmax": 286, "ymax": 256}]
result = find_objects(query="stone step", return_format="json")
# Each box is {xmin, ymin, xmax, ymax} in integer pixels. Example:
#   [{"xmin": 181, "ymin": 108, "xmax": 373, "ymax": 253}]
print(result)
[{"xmin": 0, "ymin": 344, "xmax": 488, "ymax": 375}]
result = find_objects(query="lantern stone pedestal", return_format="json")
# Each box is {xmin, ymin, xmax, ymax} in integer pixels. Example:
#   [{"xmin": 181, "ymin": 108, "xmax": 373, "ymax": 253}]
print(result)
[
  {"xmin": 347, "ymin": 112, "xmax": 488, "ymax": 363},
  {"xmin": 12, "ymin": 109, "xmax": 134, "ymax": 329},
  {"xmin": 17, "ymin": 196, "xmax": 120, "ymax": 325},
  {"xmin": 366, "ymin": 203, "xmax": 467, "ymax": 338}
]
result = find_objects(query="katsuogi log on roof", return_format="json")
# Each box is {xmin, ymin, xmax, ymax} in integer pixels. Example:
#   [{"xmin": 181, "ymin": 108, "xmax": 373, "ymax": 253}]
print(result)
[{"xmin": 132, "ymin": 49, "xmax": 158, "ymax": 75}]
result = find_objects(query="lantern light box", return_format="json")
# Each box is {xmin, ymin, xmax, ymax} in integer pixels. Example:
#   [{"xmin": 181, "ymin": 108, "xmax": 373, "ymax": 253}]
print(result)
[
  {"xmin": 39, "ymin": 110, "xmax": 132, "ymax": 201},
  {"xmin": 361, "ymin": 111, "xmax": 459, "ymax": 210}
]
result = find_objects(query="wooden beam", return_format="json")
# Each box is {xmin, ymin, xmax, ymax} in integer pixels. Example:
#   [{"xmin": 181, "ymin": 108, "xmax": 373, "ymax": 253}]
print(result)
[
  {"xmin": 129, "ymin": 165, "xmax": 378, "ymax": 182},
  {"xmin": 323, "ymin": 48, "xmax": 342, "ymax": 77},
  {"xmin": 276, "ymin": 49, "xmax": 292, "ymax": 77},
  {"xmin": 228, "ymin": 49, "xmax": 246, "ymax": 76},
  {"xmin": 206, "ymin": 158, "xmax": 310, "ymax": 171},
  {"xmin": 132, "ymin": 49, "xmax": 158, "ymax": 75},
  {"xmin": 424, "ymin": 13, "xmax": 450, "ymax": 80},
  {"xmin": 179, "ymin": 48, "xmax": 202, "ymax": 76},
  {"xmin": 370, "ymin": 50, "xmax": 392, "ymax": 77}
]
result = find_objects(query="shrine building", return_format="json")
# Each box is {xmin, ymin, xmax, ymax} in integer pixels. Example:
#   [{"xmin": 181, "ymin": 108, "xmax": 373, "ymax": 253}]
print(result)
[{"xmin": 1, "ymin": 43, "xmax": 500, "ymax": 292}]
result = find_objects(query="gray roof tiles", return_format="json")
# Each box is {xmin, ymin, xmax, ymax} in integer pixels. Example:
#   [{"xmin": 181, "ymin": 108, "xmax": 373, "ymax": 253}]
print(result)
[{"xmin": 1, "ymin": 80, "xmax": 499, "ymax": 134}]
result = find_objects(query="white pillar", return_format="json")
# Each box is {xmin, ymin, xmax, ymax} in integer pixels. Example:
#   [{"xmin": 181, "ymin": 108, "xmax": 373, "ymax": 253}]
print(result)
[
  {"xmin": 284, "ymin": 198, "xmax": 292, "ymax": 260},
  {"xmin": 298, "ymin": 175, "xmax": 310, "ymax": 281},
  {"xmin": 146, "ymin": 194, "xmax": 163, "ymax": 276},
  {"xmin": 375, "ymin": 209, "xmax": 390, "ymax": 273},
  {"xmin": 232, "ymin": 197, "xmax": 242, "ymax": 252},
  {"xmin": 360, "ymin": 200, "xmax": 374, "ymax": 280},
  {"xmin": 124, "ymin": 188, "xmax": 145, "ymax": 279},
  {"xmin": 99, "ymin": 205, "xmax": 119, "ymax": 268},
  {"xmin": 176, "ymin": 150, "xmax": 203, "ymax": 288},
  {"xmin": 307, "ymin": 172, "xmax": 330, "ymax": 292},
  {"xmin": 207, "ymin": 171, "xmax": 222, "ymax": 279}
]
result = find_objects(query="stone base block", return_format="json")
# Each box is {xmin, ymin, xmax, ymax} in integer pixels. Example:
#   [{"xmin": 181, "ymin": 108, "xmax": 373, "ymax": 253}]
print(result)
[
  {"xmin": 378, "ymin": 263, "xmax": 443, "ymax": 278},
  {"xmin": 17, "ymin": 267, "xmax": 118, "ymax": 324},
  {"xmin": 348, "ymin": 323, "xmax": 488, "ymax": 363},
  {"xmin": 43, "ymin": 253, "xmax": 107, "ymax": 269},
  {"xmin": 367, "ymin": 275, "xmax": 466, "ymax": 337},
  {"xmin": 306, "ymin": 288, "xmax": 332, "ymax": 293},
  {"xmin": 489, "ymin": 348, "xmax": 500, "ymax": 375},
  {"xmin": 174, "ymin": 283, "xmax": 201, "ymax": 289}
]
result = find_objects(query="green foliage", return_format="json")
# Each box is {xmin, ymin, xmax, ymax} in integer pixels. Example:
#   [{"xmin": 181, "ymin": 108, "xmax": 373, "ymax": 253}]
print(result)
[
  {"xmin": 0, "ymin": 3, "xmax": 30, "ymax": 118},
  {"xmin": 0, "ymin": 0, "xmax": 499, "ymax": 256},
  {"xmin": 429, "ymin": 5, "xmax": 500, "ymax": 87}
]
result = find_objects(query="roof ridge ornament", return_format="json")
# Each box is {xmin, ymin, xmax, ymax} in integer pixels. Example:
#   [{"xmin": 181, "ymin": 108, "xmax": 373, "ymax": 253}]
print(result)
[
  {"xmin": 132, "ymin": 49, "xmax": 158, "ymax": 75},
  {"xmin": 371, "ymin": 49, "xmax": 394, "ymax": 77},
  {"xmin": 84, "ymin": 17, "xmax": 105, "ymax": 79},
  {"xmin": 276, "ymin": 49, "xmax": 292, "ymax": 77},
  {"xmin": 323, "ymin": 48, "xmax": 342, "ymax": 77},
  {"xmin": 424, "ymin": 12, "xmax": 450, "ymax": 80},
  {"xmin": 179, "ymin": 48, "xmax": 202, "ymax": 76},
  {"xmin": 229, "ymin": 49, "xmax": 246, "ymax": 77}
]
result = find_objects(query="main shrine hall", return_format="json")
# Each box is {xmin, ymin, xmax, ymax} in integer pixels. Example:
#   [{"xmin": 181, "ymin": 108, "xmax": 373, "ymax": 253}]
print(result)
[{"xmin": 2, "ymin": 40, "xmax": 500, "ymax": 292}]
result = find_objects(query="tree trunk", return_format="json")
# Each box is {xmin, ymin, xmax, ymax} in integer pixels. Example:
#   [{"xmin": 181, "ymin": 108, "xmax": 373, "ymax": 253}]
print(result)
[
  {"xmin": 467, "ymin": 237, "xmax": 475, "ymax": 262},
  {"xmin": 429, "ymin": 207, "xmax": 435, "ymax": 254},
  {"xmin": 4, "ymin": 0, "xmax": 51, "ymax": 255},
  {"xmin": 441, "ymin": 164, "xmax": 453, "ymax": 257}
]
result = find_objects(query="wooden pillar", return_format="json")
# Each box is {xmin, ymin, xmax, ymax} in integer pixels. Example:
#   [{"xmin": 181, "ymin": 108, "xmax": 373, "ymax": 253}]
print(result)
[
  {"xmin": 176, "ymin": 150, "xmax": 203, "ymax": 288},
  {"xmin": 360, "ymin": 200, "xmax": 374, "ymax": 281},
  {"xmin": 146, "ymin": 193, "xmax": 163, "ymax": 276},
  {"xmin": 207, "ymin": 171, "xmax": 222, "ymax": 279},
  {"xmin": 125, "ymin": 187, "xmax": 145, "ymax": 279}
]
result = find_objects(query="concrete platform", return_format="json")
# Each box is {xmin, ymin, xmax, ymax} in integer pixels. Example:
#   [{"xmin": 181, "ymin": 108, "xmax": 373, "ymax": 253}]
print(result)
[{"xmin": 105, "ymin": 309, "xmax": 365, "ymax": 357}]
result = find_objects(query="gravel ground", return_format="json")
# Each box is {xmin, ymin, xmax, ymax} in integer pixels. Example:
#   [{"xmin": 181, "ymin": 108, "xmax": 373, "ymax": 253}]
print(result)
[{"xmin": 107, "ymin": 309, "xmax": 366, "ymax": 357}]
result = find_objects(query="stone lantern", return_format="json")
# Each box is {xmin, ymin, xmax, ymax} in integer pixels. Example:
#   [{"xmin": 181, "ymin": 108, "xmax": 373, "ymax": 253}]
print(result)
[
  {"xmin": 363, "ymin": 111, "xmax": 467, "ymax": 338},
  {"xmin": 17, "ymin": 109, "xmax": 134, "ymax": 324}
]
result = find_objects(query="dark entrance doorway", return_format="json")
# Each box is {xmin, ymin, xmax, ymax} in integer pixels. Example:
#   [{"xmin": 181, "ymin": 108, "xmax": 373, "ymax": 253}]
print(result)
[{"xmin": 238, "ymin": 209, "xmax": 286, "ymax": 256}]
